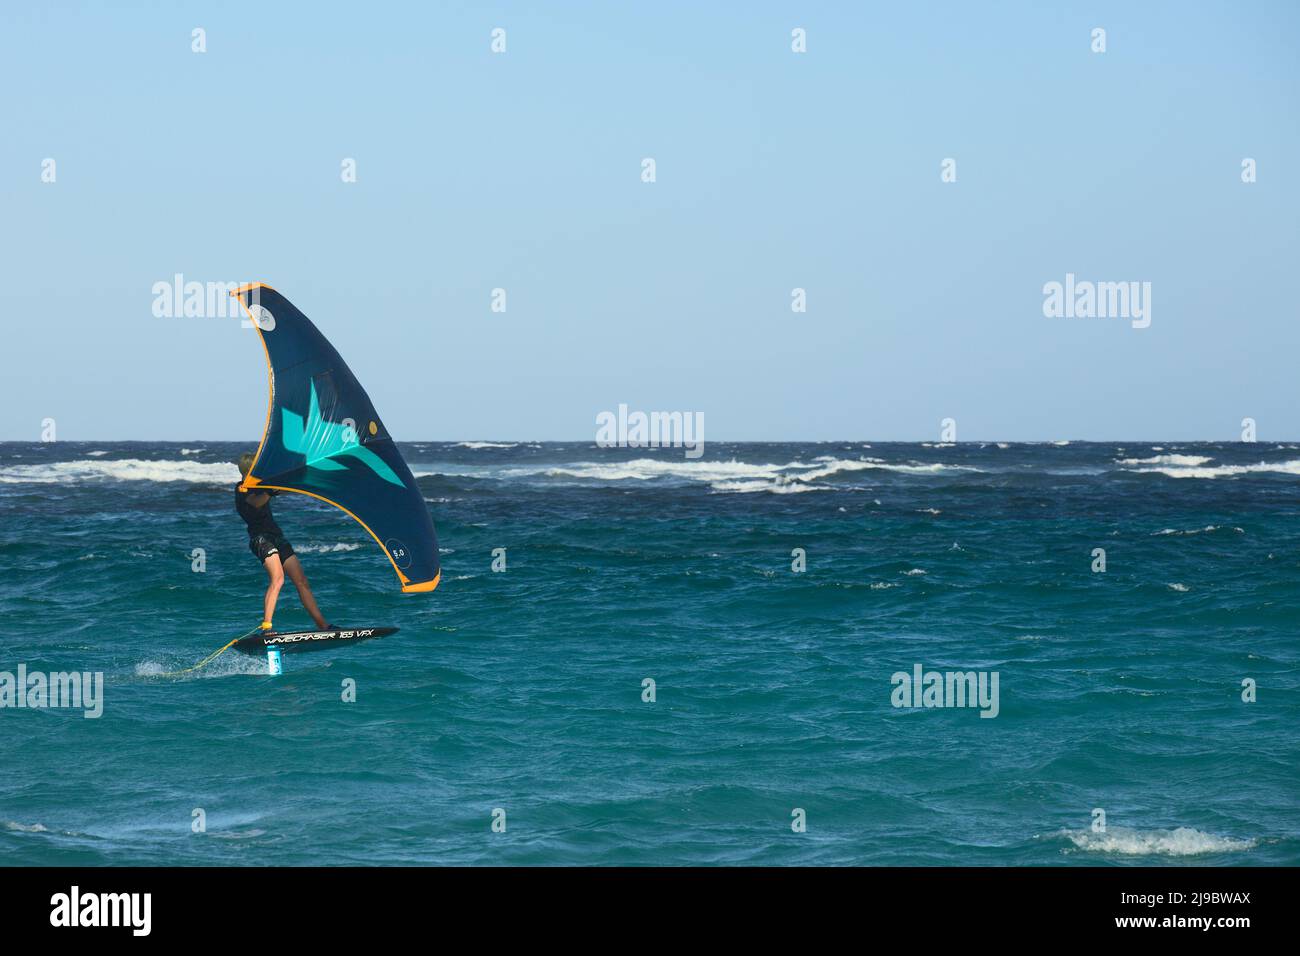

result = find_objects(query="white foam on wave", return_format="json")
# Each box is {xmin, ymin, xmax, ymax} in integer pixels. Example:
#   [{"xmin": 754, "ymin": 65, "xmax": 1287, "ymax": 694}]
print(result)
[
  {"xmin": 295, "ymin": 542, "xmax": 363, "ymax": 553},
  {"xmin": 874, "ymin": 461, "xmax": 981, "ymax": 475},
  {"xmin": 1130, "ymin": 459, "xmax": 1300, "ymax": 479},
  {"xmin": 542, "ymin": 459, "xmax": 790, "ymax": 483},
  {"xmin": 454, "ymin": 441, "xmax": 518, "ymax": 449},
  {"xmin": 4, "ymin": 821, "xmax": 49, "ymax": 833},
  {"xmin": 1153, "ymin": 525, "xmax": 1244, "ymax": 536},
  {"xmin": 540, "ymin": 457, "xmax": 982, "ymax": 493},
  {"xmin": 0, "ymin": 459, "xmax": 239, "ymax": 485},
  {"xmin": 1061, "ymin": 826, "xmax": 1256, "ymax": 856},
  {"xmin": 414, "ymin": 456, "xmax": 982, "ymax": 494},
  {"xmin": 710, "ymin": 480, "xmax": 828, "ymax": 494},
  {"xmin": 1116, "ymin": 454, "xmax": 1212, "ymax": 467},
  {"xmin": 794, "ymin": 459, "xmax": 885, "ymax": 481}
]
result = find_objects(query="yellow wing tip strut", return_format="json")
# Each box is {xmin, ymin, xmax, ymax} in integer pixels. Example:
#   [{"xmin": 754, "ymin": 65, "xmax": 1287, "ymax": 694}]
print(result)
[
  {"xmin": 230, "ymin": 282, "xmax": 278, "ymax": 296},
  {"xmin": 402, "ymin": 572, "xmax": 441, "ymax": 594}
]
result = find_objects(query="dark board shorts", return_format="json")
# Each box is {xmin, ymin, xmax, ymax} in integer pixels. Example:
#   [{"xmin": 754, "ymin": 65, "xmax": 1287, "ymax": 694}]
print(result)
[{"xmin": 249, "ymin": 533, "xmax": 296, "ymax": 565}]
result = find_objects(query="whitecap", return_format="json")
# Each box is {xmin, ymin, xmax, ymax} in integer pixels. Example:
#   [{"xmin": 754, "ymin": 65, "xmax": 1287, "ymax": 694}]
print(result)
[
  {"xmin": 0, "ymin": 459, "xmax": 239, "ymax": 485},
  {"xmin": 1117, "ymin": 454, "xmax": 1212, "ymax": 467},
  {"xmin": 710, "ymin": 480, "xmax": 827, "ymax": 494},
  {"xmin": 1060, "ymin": 826, "xmax": 1255, "ymax": 856},
  {"xmin": 1152, "ymin": 525, "xmax": 1243, "ymax": 536},
  {"xmin": 1132, "ymin": 460, "xmax": 1300, "ymax": 479}
]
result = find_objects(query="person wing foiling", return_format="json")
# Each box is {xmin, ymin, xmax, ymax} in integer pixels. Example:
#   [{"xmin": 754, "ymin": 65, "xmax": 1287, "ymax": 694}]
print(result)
[{"xmin": 236, "ymin": 452, "xmax": 330, "ymax": 632}]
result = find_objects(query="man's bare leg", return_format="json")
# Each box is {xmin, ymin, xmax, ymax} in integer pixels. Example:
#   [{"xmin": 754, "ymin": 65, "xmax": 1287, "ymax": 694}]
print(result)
[
  {"xmin": 283, "ymin": 555, "xmax": 329, "ymax": 630},
  {"xmin": 262, "ymin": 553, "xmax": 285, "ymax": 628}
]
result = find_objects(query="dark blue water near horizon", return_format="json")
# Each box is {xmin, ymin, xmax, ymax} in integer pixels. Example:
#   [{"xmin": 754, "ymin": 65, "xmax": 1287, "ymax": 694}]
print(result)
[{"xmin": 1, "ymin": 440, "xmax": 1297, "ymax": 865}]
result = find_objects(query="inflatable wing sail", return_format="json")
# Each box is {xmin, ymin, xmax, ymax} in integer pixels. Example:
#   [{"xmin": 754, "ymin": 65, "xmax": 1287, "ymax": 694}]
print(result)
[{"xmin": 232, "ymin": 284, "xmax": 440, "ymax": 593}]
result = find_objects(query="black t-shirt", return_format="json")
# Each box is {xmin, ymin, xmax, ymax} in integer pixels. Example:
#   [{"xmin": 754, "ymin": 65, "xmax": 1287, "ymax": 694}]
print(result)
[{"xmin": 235, "ymin": 487, "xmax": 283, "ymax": 538}]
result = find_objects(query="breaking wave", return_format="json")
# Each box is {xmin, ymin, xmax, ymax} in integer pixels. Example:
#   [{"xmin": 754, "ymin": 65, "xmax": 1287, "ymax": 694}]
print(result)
[
  {"xmin": 1116, "ymin": 454, "xmax": 1212, "ymax": 467},
  {"xmin": 1153, "ymin": 525, "xmax": 1244, "ymax": 536},
  {"xmin": 1059, "ymin": 826, "xmax": 1256, "ymax": 856},
  {"xmin": 710, "ymin": 480, "xmax": 828, "ymax": 494},
  {"xmin": 4, "ymin": 821, "xmax": 49, "ymax": 833},
  {"xmin": 1125, "ymin": 459, "xmax": 1300, "ymax": 479},
  {"xmin": 0, "ymin": 459, "xmax": 239, "ymax": 485},
  {"xmin": 491, "ymin": 457, "xmax": 984, "ymax": 494}
]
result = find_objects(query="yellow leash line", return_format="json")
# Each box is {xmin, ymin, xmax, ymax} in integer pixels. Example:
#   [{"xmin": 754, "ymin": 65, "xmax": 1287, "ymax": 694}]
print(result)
[{"xmin": 161, "ymin": 625, "xmax": 264, "ymax": 677}]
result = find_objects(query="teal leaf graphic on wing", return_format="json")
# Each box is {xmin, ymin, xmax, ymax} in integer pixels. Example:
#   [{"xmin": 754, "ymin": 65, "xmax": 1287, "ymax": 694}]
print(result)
[{"xmin": 281, "ymin": 382, "xmax": 405, "ymax": 487}]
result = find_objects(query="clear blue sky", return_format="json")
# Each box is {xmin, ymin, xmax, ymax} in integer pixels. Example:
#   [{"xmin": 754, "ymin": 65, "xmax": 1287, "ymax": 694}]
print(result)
[{"xmin": 2, "ymin": 1, "xmax": 1297, "ymax": 441}]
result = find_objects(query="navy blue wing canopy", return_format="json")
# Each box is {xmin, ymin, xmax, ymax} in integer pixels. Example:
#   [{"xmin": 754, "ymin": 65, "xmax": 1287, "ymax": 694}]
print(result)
[{"xmin": 232, "ymin": 284, "xmax": 440, "ymax": 593}]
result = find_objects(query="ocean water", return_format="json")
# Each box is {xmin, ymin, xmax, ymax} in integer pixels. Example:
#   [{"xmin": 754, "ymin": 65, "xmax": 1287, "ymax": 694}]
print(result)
[{"xmin": 1, "ymin": 440, "xmax": 1297, "ymax": 866}]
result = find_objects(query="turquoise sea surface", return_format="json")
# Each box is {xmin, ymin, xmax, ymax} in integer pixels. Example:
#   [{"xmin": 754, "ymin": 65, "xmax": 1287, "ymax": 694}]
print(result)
[{"xmin": 1, "ymin": 440, "xmax": 1297, "ymax": 865}]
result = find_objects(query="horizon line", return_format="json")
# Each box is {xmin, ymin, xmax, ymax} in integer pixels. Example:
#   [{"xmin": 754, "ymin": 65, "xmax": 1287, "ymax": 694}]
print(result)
[{"xmin": 0, "ymin": 438, "xmax": 1283, "ymax": 446}]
